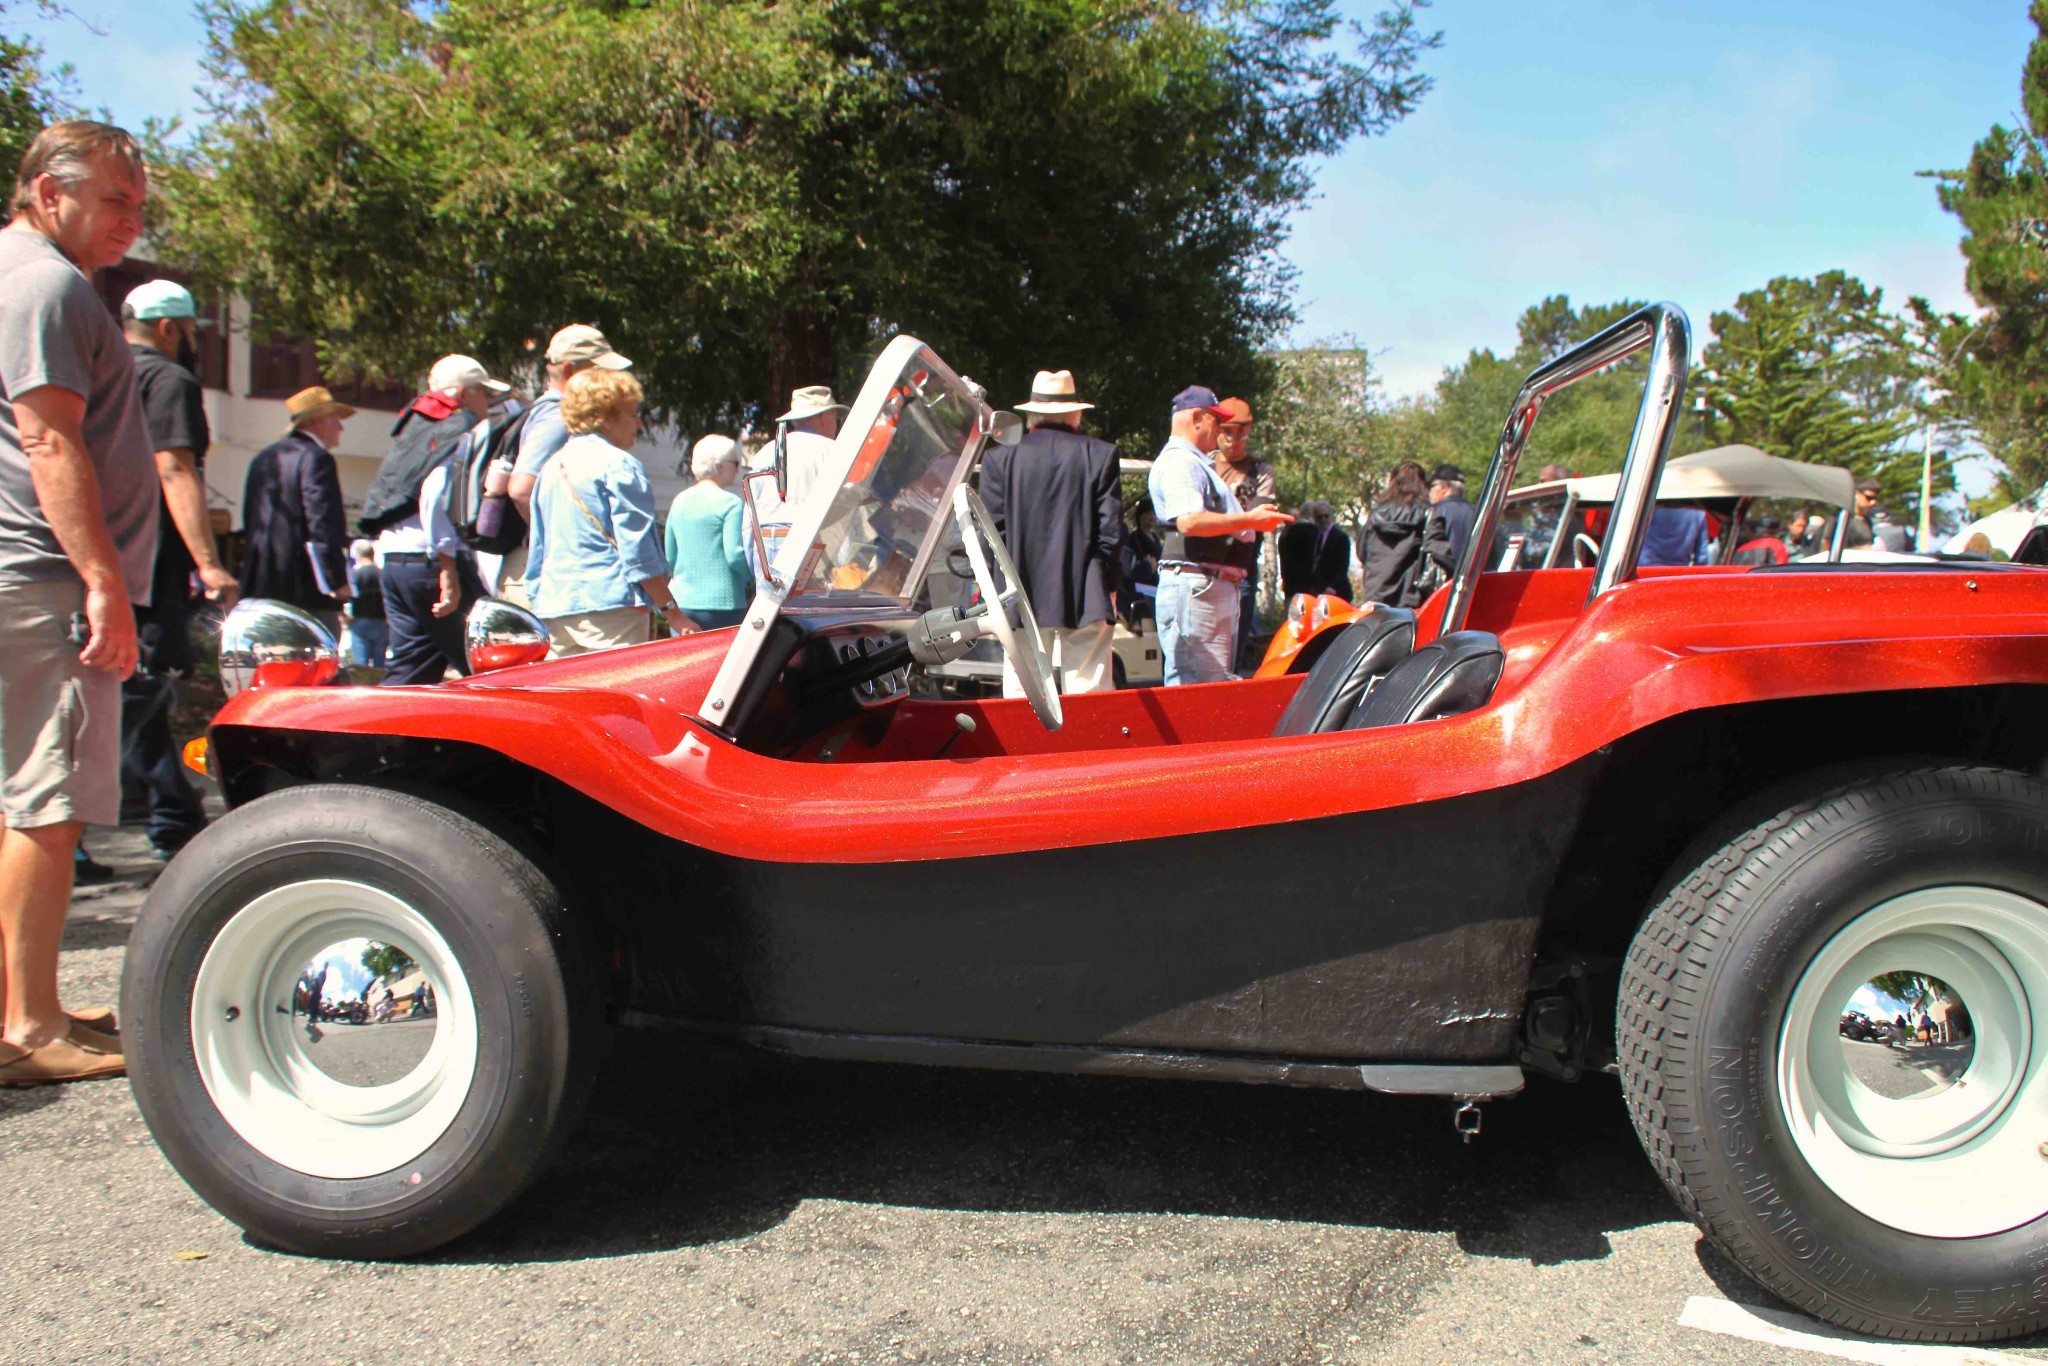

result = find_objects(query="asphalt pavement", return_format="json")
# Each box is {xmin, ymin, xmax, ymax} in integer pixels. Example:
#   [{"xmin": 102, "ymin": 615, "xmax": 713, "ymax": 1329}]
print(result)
[{"xmin": 6, "ymin": 816, "xmax": 2048, "ymax": 1364}]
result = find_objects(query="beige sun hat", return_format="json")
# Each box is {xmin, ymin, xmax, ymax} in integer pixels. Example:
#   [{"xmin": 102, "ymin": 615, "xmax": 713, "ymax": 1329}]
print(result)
[
  {"xmin": 546, "ymin": 323, "xmax": 632, "ymax": 371},
  {"xmin": 426, "ymin": 354, "xmax": 510, "ymax": 395},
  {"xmin": 1015, "ymin": 369, "xmax": 1094, "ymax": 415},
  {"xmin": 777, "ymin": 385, "xmax": 847, "ymax": 423}
]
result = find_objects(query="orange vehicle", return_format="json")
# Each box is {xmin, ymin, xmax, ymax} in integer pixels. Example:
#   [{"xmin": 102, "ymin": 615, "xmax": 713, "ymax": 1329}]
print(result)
[{"xmin": 1253, "ymin": 592, "xmax": 1367, "ymax": 677}]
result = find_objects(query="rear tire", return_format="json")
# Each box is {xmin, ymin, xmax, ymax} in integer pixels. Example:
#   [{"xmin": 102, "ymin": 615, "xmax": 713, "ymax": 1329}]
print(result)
[
  {"xmin": 1619, "ymin": 764, "xmax": 2048, "ymax": 1343},
  {"xmin": 123, "ymin": 783, "xmax": 600, "ymax": 1259}
]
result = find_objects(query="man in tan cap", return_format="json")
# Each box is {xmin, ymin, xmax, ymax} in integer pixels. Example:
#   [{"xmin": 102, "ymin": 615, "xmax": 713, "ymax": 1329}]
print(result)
[
  {"xmin": 506, "ymin": 324, "xmax": 631, "ymax": 519},
  {"xmin": 239, "ymin": 384, "xmax": 356, "ymax": 624},
  {"xmin": 980, "ymin": 369, "xmax": 1123, "ymax": 695},
  {"xmin": 1211, "ymin": 396, "xmax": 1277, "ymax": 671},
  {"xmin": 493, "ymin": 325, "xmax": 632, "ymax": 602}
]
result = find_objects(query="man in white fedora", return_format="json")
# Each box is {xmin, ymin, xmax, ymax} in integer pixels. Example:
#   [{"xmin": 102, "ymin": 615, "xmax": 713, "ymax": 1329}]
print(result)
[
  {"xmin": 980, "ymin": 369, "xmax": 1123, "ymax": 696},
  {"xmin": 773, "ymin": 384, "xmax": 847, "ymax": 515}
]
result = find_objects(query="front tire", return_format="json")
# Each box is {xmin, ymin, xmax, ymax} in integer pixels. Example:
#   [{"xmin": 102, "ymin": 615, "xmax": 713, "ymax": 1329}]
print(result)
[
  {"xmin": 123, "ymin": 784, "xmax": 600, "ymax": 1259},
  {"xmin": 1619, "ymin": 765, "xmax": 2048, "ymax": 1343}
]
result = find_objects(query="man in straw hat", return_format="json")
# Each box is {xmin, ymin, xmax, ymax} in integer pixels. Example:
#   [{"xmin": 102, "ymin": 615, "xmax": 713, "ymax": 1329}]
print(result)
[
  {"xmin": 240, "ymin": 384, "xmax": 355, "ymax": 627},
  {"xmin": 980, "ymin": 369, "xmax": 1124, "ymax": 696},
  {"xmin": 773, "ymin": 383, "xmax": 848, "ymax": 515}
]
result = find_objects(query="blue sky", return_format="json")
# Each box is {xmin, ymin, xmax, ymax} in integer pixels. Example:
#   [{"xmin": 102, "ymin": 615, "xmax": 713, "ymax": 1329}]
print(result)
[
  {"xmin": 23, "ymin": 1, "xmax": 2034, "ymax": 401},
  {"xmin": 1291, "ymin": 1, "xmax": 2032, "ymax": 395}
]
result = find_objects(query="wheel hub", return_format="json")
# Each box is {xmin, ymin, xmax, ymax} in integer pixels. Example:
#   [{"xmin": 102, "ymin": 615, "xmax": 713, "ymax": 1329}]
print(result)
[
  {"xmin": 1779, "ymin": 886, "xmax": 2048, "ymax": 1238},
  {"xmin": 190, "ymin": 879, "xmax": 478, "ymax": 1181}
]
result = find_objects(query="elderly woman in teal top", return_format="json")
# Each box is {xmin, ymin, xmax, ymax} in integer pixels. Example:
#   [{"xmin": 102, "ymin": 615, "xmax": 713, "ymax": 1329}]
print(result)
[
  {"xmin": 663, "ymin": 433, "xmax": 753, "ymax": 630},
  {"xmin": 525, "ymin": 369, "xmax": 694, "ymax": 657}
]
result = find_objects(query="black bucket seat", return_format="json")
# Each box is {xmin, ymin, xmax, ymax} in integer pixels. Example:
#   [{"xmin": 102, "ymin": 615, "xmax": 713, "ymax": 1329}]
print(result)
[
  {"xmin": 1270, "ymin": 608, "xmax": 1417, "ymax": 737},
  {"xmin": 1345, "ymin": 630, "xmax": 1504, "ymax": 731}
]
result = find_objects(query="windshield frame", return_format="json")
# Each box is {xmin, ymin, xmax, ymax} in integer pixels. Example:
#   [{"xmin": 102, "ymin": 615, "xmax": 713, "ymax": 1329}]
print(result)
[{"xmin": 698, "ymin": 335, "xmax": 991, "ymax": 726}]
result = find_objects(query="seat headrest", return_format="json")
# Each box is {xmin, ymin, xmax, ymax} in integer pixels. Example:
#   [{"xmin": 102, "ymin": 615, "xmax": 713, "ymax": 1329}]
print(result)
[
  {"xmin": 1271, "ymin": 608, "xmax": 1417, "ymax": 737},
  {"xmin": 1345, "ymin": 630, "xmax": 1503, "ymax": 731}
]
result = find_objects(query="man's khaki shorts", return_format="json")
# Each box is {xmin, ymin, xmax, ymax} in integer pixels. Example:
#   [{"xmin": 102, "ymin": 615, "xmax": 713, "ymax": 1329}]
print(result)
[
  {"xmin": 543, "ymin": 604, "xmax": 651, "ymax": 659},
  {"xmin": 0, "ymin": 579, "xmax": 120, "ymax": 829}
]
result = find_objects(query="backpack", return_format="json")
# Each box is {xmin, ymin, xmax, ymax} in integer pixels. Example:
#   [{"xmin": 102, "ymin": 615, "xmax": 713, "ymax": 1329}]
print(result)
[{"xmin": 447, "ymin": 405, "xmax": 535, "ymax": 554}]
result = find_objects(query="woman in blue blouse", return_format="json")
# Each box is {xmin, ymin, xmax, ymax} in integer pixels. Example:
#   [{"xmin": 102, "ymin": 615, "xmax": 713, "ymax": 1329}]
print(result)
[
  {"xmin": 663, "ymin": 434, "xmax": 753, "ymax": 631},
  {"xmin": 525, "ymin": 369, "xmax": 693, "ymax": 656}
]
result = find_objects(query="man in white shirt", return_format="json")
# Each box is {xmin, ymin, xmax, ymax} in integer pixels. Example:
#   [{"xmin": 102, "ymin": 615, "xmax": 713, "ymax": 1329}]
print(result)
[
  {"xmin": 364, "ymin": 354, "xmax": 506, "ymax": 684},
  {"xmin": 741, "ymin": 385, "xmax": 846, "ymax": 584}
]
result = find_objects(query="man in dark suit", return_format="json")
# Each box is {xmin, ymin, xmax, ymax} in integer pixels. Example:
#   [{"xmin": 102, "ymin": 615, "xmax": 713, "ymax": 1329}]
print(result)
[
  {"xmin": 1277, "ymin": 500, "xmax": 1353, "ymax": 600},
  {"xmin": 240, "ymin": 386, "xmax": 355, "ymax": 629},
  {"xmin": 979, "ymin": 368, "xmax": 1123, "ymax": 694}
]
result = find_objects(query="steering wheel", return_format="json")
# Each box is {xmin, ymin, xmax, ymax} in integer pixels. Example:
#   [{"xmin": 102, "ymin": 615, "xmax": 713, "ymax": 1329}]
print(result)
[
  {"xmin": 1573, "ymin": 531, "xmax": 1601, "ymax": 568},
  {"xmin": 951, "ymin": 483, "xmax": 1062, "ymax": 730}
]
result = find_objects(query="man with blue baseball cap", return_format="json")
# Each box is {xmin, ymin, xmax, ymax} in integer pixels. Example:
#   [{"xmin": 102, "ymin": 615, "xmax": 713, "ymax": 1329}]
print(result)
[
  {"xmin": 1147, "ymin": 385, "xmax": 1292, "ymax": 685},
  {"xmin": 122, "ymin": 277, "xmax": 234, "ymax": 859}
]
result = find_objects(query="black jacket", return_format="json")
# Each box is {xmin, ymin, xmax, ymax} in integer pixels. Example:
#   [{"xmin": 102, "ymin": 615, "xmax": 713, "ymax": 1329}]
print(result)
[
  {"xmin": 1358, "ymin": 499, "xmax": 1430, "ymax": 608},
  {"xmin": 1429, "ymin": 495, "xmax": 1476, "ymax": 570},
  {"xmin": 979, "ymin": 425, "xmax": 1124, "ymax": 629},
  {"xmin": 241, "ymin": 430, "xmax": 349, "ymax": 613},
  {"xmin": 1277, "ymin": 521, "xmax": 1353, "ymax": 601}
]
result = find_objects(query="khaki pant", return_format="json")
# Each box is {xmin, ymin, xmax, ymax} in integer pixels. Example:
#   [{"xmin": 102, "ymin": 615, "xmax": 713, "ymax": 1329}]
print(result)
[
  {"xmin": 1002, "ymin": 618, "xmax": 1115, "ymax": 697},
  {"xmin": 494, "ymin": 544, "xmax": 531, "ymax": 607},
  {"xmin": 544, "ymin": 605, "xmax": 652, "ymax": 658},
  {"xmin": 0, "ymin": 579, "xmax": 120, "ymax": 827}
]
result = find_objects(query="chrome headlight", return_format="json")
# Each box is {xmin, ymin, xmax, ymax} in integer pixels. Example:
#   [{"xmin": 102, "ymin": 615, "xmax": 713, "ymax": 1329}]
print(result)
[
  {"xmin": 465, "ymin": 597, "xmax": 550, "ymax": 675},
  {"xmin": 219, "ymin": 599, "xmax": 341, "ymax": 698}
]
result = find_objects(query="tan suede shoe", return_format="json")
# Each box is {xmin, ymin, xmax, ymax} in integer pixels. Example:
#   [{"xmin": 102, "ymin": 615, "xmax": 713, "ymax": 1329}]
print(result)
[
  {"xmin": 68, "ymin": 1004, "xmax": 117, "ymax": 1035},
  {"xmin": 0, "ymin": 1025, "xmax": 125, "ymax": 1086}
]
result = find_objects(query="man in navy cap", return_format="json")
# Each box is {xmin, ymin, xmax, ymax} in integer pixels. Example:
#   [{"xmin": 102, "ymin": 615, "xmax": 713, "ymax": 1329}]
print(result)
[{"xmin": 1146, "ymin": 386, "xmax": 1292, "ymax": 685}]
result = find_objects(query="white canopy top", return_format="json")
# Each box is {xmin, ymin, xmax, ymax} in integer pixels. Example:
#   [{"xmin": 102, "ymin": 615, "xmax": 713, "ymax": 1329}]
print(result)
[{"xmin": 1517, "ymin": 445, "xmax": 1858, "ymax": 510}]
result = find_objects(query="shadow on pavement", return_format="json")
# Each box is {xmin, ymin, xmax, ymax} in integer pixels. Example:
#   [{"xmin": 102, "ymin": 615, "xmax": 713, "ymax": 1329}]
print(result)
[{"xmin": 429, "ymin": 1029, "xmax": 1680, "ymax": 1268}]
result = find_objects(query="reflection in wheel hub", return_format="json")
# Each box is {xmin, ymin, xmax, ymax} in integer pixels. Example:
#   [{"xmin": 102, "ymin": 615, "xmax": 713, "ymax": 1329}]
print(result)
[
  {"xmin": 1839, "ymin": 972, "xmax": 1974, "ymax": 1100},
  {"xmin": 287, "ymin": 936, "xmax": 439, "ymax": 1088}
]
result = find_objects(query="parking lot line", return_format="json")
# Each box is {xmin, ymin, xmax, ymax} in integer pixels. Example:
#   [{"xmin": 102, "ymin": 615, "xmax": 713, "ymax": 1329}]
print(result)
[{"xmin": 1679, "ymin": 1296, "xmax": 2029, "ymax": 1364}]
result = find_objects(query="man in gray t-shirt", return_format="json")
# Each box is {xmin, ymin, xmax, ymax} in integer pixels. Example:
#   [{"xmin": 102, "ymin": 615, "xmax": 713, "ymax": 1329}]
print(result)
[
  {"xmin": 0, "ymin": 222, "xmax": 157, "ymax": 600},
  {"xmin": 0, "ymin": 121, "xmax": 155, "ymax": 1087}
]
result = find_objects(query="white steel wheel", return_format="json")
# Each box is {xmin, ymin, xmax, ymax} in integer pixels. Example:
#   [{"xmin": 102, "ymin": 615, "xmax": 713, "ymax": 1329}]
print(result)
[
  {"xmin": 1778, "ymin": 885, "xmax": 2048, "ymax": 1238},
  {"xmin": 190, "ymin": 878, "xmax": 480, "ymax": 1180}
]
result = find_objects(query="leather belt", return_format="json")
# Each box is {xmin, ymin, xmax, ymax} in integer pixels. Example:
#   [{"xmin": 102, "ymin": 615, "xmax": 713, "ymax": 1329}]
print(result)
[{"xmin": 1160, "ymin": 560, "xmax": 1247, "ymax": 583}]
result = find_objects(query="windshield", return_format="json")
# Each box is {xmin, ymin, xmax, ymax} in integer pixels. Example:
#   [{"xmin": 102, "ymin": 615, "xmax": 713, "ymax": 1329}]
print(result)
[
  {"xmin": 1496, "ymin": 489, "xmax": 1569, "ymax": 569},
  {"xmin": 774, "ymin": 343, "xmax": 984, "ymax": 606}
]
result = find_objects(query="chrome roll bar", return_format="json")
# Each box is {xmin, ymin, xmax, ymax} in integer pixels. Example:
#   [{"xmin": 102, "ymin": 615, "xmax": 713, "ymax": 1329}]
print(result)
[{"xmin": 1440, "ymin": 303, "xmax": 1692, "ymax": 634}]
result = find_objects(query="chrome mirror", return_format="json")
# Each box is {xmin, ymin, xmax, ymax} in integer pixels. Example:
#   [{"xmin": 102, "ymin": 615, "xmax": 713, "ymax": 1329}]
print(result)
[
  {"xmin": 465, "ymin": 597, "xmax": 549, "ymax": 674},
  {"xmin": 984, "ymin": 410, "xmax": 1024, "ymax": 447},
  {"xmin": 219, "ymin": 599, "xmax": 341, "ymax": 697}
]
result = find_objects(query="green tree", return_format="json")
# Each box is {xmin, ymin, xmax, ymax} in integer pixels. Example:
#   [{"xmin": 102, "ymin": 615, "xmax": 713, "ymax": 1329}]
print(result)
[
  {"xmin": 359, "ymin": 942, "xmax": 418, "ymax": 982},
  {"xmin": 1927, "ymin": 1, "xmax": 2048, "ymax": 495},
  {"xmin": 157, "ymin": 0, "xmax": 1438, "ymax": 439},
  {"xmin": 1696, "ymin": 272, "xmax": 1937, "ymax": 515},
  {"xmin": 1257, "ymin": 339, "xmax": 1379, "ymax": 513},
  {"xmin": 1379, "ymin": 295, "xmax": 1664, "ymax": 494},
  {"xmin": 0, "ymin": 3, "xmax": 72, "ymax": 177}
]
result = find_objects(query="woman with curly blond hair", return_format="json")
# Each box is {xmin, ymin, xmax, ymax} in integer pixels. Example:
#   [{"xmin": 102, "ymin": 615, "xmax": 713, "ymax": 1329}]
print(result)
[{"xmin": 524, "ymin": 368, "xmax": 694, "ymax": 655}]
